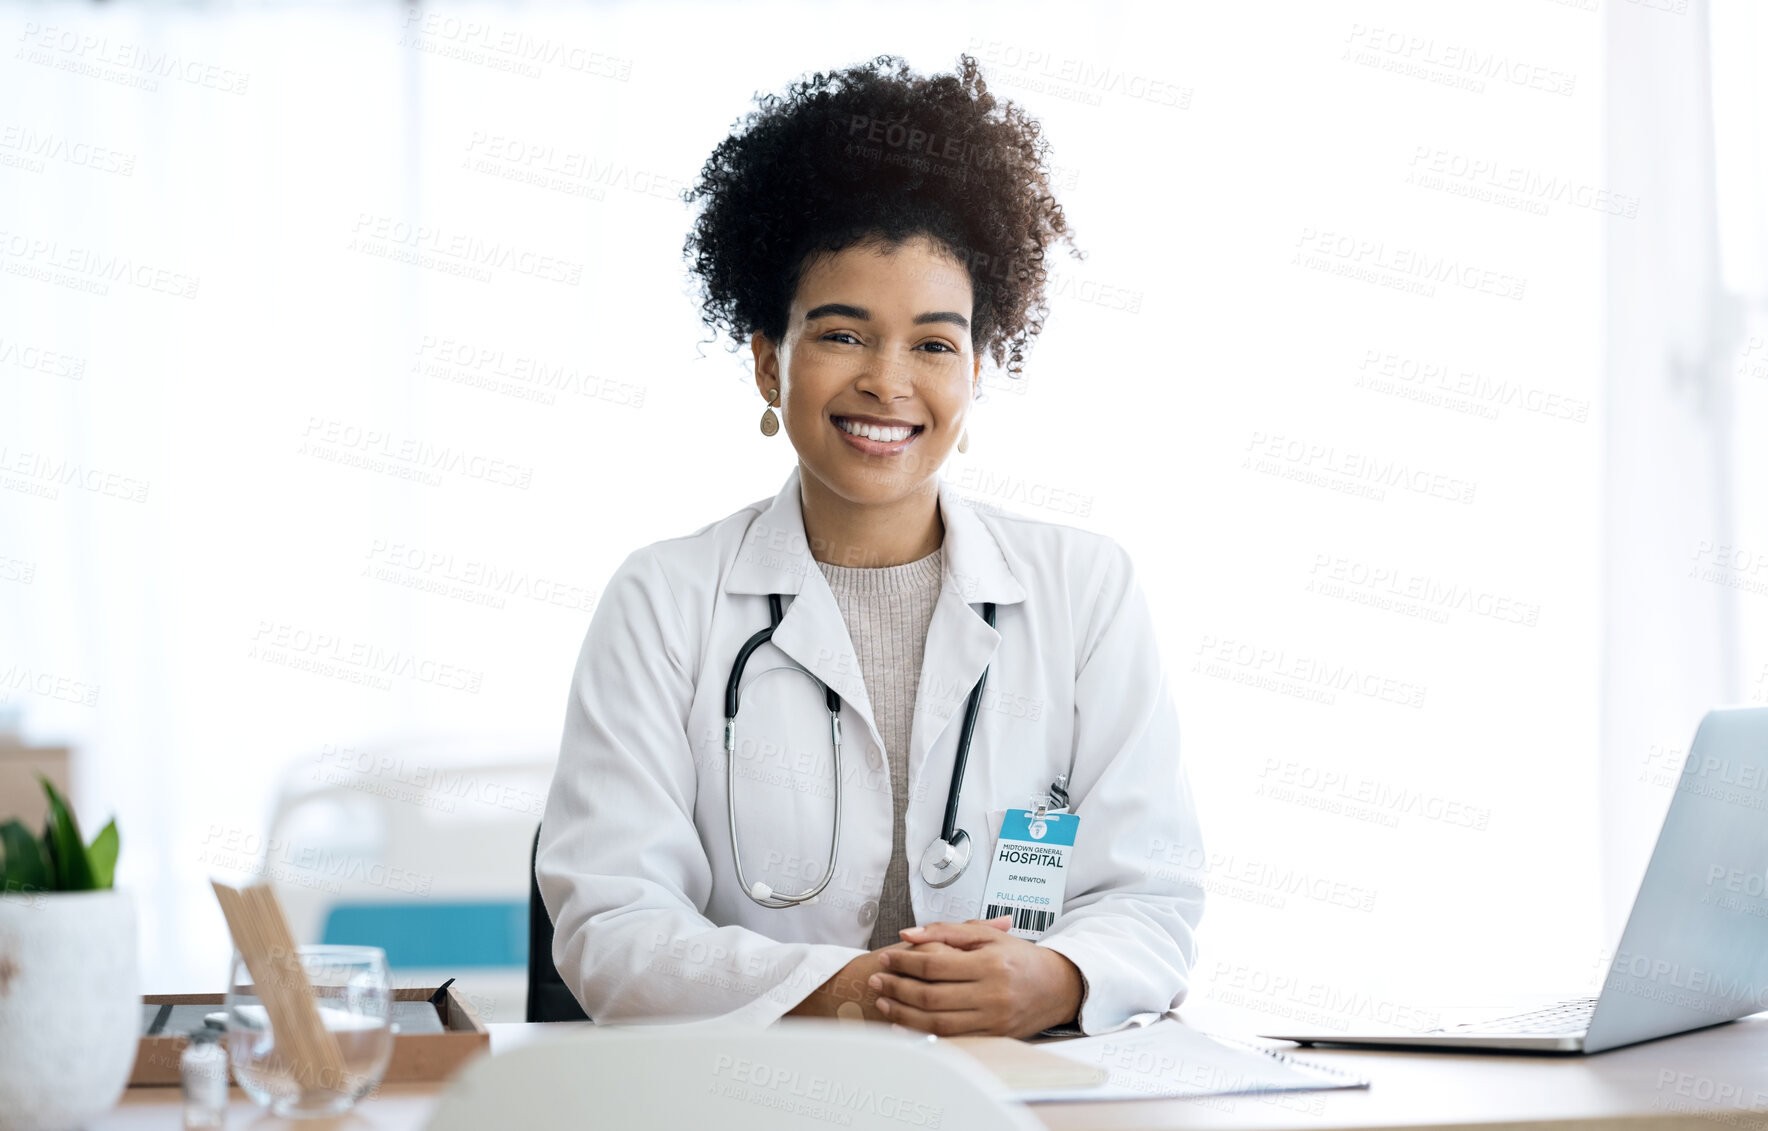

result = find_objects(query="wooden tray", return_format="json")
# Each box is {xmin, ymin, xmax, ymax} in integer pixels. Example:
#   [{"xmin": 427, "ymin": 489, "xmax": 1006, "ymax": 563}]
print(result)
[{"xmin": 131, "ymin": 984, "xmax": 489, "ymax": 1087}]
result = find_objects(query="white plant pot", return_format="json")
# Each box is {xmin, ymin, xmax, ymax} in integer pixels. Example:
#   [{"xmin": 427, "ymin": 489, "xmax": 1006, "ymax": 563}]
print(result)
[{"xmin": 0, "ymin": 889, "xmax": 139, "ymax": 1131}]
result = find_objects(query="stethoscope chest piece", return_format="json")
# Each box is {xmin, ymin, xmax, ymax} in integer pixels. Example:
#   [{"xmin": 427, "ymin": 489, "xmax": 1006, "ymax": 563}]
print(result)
[{"xmin": 918, "ymin": 829, "xmax": 971, "ymax": 888}]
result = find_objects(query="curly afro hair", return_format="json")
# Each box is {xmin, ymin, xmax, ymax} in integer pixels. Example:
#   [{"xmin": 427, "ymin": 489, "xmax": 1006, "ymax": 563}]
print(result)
[{"xmin": 683, "ymin": 54, "xmax": 1080, "ymax": 377}]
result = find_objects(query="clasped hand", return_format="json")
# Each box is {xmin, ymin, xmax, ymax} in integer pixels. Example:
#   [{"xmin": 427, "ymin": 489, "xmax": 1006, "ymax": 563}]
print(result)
[{"xmin": 865, "ymin": 916, "xmax": 1083, "ymax": 1038}]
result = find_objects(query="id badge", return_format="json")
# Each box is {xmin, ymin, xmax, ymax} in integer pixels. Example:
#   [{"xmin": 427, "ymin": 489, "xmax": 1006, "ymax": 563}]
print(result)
[{"xmin": 981, "ymin": 809, "xmax": 1079, "ymax": 940}]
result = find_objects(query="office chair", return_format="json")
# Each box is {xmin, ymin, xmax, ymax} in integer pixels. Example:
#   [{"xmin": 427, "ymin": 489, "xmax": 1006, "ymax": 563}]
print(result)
[{"xmin": 526, "ymin": 826, "xmax": 590, "ymax": 1023}]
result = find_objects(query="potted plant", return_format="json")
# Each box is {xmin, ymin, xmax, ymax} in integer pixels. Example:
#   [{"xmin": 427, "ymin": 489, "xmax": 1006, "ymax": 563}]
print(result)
[{"xmin": 0, "ymin": 777, "xmax": 136, "ymax": 1131}]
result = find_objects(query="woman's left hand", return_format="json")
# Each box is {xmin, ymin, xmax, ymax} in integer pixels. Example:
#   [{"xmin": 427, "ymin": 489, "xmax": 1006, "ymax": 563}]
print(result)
[{"xmin": 866, "ymin": 918, "xmax": 1085, "ymax": 1037}]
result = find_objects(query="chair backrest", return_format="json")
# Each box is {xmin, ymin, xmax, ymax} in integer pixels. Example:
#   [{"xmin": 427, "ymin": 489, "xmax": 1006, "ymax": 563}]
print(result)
[
  {"xmin": 264, "ymin": 736, "xmax": 552, "ymax": 953},
  {"xmin": 424, "ymin": 1022, "xmax": 1041, "ymax": 1131},
  {"xmin": 527, "ymin": 825, "xmax": 590, "ymax": 1023}
]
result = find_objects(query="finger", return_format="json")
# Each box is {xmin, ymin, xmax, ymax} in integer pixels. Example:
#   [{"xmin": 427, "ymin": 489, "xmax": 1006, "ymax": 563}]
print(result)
[
  {"xmin": 873, "ymin": 997, "xmax": 994, "ymax": 1037},
  {"xmin": 962, "ymin": 916, "xmax": 1014, "ymax": 931},
  {"xmin": 899, "ymin": 921, "xmax": 1010, "ymax": 949},
  {"xmin": 868, "ymin": 972, "xmax": 975, "ymax": 1012},
  {"xmin": 880, "ymin": 945, "xmax": 983, "ymax": 982},
  {"xmin": 880, "ymin": 940, "xmax": 959, "ymax": 967}
]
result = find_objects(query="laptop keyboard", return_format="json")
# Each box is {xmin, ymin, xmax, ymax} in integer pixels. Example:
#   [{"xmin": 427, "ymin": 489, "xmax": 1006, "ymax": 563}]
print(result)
[{"xmin": 1440, "ymin": 997, "xmax": 1598, "ymax": 1035}]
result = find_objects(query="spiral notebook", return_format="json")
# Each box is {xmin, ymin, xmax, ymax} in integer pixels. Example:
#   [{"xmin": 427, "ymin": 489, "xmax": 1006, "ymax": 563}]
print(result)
[{"xmin": 992, "ymin": 1016, "xmax": 1369, "ymax": 1103}]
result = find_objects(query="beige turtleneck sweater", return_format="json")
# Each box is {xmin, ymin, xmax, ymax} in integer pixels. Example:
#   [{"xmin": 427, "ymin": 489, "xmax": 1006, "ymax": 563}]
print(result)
[{"xmin": 816, "ymin": 546, "xmax": 944, "ymax": 949}]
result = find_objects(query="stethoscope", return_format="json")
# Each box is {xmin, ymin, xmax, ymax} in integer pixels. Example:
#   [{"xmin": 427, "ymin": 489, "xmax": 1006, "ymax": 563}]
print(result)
[{"xmin": 722, "ymin": 593, "xmax": 997, "ymax": 908}]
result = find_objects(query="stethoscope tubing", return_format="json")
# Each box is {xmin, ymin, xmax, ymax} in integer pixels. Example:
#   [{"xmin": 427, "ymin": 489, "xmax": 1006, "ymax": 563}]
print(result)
[
  {"xmin": 940, "ymin": 601, "xmax": 997, "ymax": 845},
  {"xmin": 721, "ymin": 591, "xmax": 999, "ymax": 908}
]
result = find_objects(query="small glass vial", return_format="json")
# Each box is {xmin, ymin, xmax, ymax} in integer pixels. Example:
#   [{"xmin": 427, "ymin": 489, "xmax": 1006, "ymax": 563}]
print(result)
[{"xmin": 180, "ymin": 1025, "xmax": 228, "ymax": 1129}]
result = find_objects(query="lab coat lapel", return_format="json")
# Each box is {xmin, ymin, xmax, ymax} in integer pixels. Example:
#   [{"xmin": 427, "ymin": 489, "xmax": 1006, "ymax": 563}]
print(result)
[
  {"xmin": 908, "ymin": 483, "xmax": 1028, "ymax": 782},
  {"xmin": 725, "ymin": 468, "xmax": 877, "ymax": 737},
  {"xmin": 724, "ymin": 469, "xmax": 1029, "ymax": 768}
]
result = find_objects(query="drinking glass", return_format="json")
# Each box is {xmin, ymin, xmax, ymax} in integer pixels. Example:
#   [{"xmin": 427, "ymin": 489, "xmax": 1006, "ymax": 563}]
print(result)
[{"xmin": 222, "ymin": 944, "xmax": 394, "ymax": 1118}]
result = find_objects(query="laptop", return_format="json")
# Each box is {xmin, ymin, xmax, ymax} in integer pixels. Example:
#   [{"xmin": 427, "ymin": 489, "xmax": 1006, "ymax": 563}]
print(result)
[{"xmin": 1260, "ymin": 705, "xmax": 1768, "ymax": 1053}]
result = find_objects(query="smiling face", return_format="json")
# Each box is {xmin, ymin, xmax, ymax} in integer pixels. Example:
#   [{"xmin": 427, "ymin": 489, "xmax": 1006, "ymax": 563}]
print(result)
[{"xmin": 752, "ymin": 233, "xmax": 980, "ymax": 511}]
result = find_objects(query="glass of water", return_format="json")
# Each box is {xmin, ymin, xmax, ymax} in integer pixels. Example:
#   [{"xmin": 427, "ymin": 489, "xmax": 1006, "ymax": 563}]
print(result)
[{"xmin": 223, "ymin": 944, "xmax": 394, "ymax": 1118}]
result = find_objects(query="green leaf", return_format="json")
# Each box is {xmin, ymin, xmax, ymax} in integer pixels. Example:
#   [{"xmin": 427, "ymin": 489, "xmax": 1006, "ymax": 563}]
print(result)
[
  {"xmin": 86, "ymin": 820, "xmax": 119, "ymax": 890},
  {"xmin": 0, "ymin": 819, "xmax": 49, "ymax": 894},
  {"xmin": 38, "ymin": 774, "xmax": 94, "ymax": 891}
]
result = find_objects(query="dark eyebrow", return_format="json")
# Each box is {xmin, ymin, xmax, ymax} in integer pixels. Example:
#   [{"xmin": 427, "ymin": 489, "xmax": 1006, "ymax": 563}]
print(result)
[
  {"xmin": 804, "ymin": 303, "xmax": 869, "ymax": 322},
  {"xmin": 802, "ymin": 303, "xmax": 970, "ymax": 332},
  {"xmin": 913, "ymin": 311, "xmax": 970, "ymax": 331}
]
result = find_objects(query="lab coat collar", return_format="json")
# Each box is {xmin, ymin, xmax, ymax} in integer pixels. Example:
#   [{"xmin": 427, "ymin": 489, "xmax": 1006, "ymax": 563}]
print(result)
[
  {"xmin": 724, "ymin": 465, "xmax": 1027, "ymax": 607},
  {"xmin": 725, "ymin": 466, "xmax": 1027, "ymax": 761}
]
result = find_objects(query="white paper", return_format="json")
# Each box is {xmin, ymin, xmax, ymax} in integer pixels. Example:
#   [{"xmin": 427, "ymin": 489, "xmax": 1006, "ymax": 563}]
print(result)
[{"xmin": 1012, "ymin": 1017, "xmax": 1369, "ymax": 1103}]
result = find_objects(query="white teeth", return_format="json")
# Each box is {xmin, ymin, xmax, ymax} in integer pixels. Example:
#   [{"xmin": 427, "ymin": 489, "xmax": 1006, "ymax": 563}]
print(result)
[{"xmin": 836, "ymin": 418, "xmax": 914, "ymax": 443}]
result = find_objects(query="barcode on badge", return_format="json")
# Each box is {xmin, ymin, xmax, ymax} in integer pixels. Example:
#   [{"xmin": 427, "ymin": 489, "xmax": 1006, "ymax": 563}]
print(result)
[{"xmin": 985, "ymin": 903, "xmax": 1053, "ymax": 934}]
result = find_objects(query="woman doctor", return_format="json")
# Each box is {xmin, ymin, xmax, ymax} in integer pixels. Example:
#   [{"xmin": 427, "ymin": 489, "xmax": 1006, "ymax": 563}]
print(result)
[{"xmin": 536, "ymin": 55, "xmax": 1205, "ymax": 1038}]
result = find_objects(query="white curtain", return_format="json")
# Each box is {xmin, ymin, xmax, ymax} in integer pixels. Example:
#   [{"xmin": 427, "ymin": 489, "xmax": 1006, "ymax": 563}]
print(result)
[
  {"xmin": 1708, "ymin": 4, "xmax": 1768, "ymax": 718},
  {"xmin": 1596, "ymin": 0, "xmax": 1763, "ymax": 937}
]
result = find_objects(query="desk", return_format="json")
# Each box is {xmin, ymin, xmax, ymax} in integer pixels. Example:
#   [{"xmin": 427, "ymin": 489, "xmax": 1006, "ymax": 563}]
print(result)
[{"xmin": 98, "ymin": 1014, "xmax": 1768, "ymax": 1130}]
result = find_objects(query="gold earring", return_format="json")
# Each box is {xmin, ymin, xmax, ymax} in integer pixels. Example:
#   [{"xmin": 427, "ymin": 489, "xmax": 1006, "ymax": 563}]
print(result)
[
  {"xmin": 957, "ymin": 428, "xmax": 970, "ymax": 454},
  {"xmin": 759, "ymin": 388, "xmax": 780, "ymax": 436}
]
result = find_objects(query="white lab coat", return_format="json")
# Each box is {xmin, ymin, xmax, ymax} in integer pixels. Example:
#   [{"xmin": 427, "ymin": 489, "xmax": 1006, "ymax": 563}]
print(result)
[{"xmin": 536, "ymin": 467, "xmax": 1205, "ymax": 1033}]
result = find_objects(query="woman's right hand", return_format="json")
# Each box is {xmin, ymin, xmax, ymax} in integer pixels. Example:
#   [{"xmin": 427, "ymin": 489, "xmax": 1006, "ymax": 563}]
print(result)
[{"xmin": 787, "ymin": 942, "xmax": 914, "ymax": 1021}]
